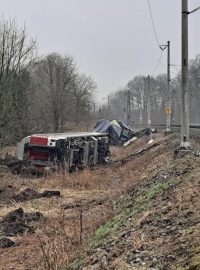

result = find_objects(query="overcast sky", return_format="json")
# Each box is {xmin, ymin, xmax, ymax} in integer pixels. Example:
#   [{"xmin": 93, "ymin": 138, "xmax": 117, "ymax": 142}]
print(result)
[{"xmin": 1, "ymin": 0, "xmax": 200, "ymax": 102}]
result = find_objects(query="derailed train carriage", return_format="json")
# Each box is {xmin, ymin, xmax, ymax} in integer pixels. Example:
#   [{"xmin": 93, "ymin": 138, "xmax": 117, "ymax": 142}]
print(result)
[
  {"xmin": 16, "ymin": 132, "xmax": 110, "ymax": 172},
  {"xmin": 15, "ymin": 119, "xmax": 136, "ymax": 172}
]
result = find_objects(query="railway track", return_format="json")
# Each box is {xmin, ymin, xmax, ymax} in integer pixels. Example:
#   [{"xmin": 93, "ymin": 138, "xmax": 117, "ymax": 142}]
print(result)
[
  {"xmin": 134, "ymin": 123, "xmax": 200, "ymax": 141},
  {"xmin": 134, "ymin": 123, "xmax": 200, "ymax": 129}
]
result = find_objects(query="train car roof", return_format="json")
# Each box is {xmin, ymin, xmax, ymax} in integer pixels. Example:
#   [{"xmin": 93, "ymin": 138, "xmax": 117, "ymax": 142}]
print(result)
[{"xmin": 30, "ymin": 132, "xmax": 108, "ymax": 140}]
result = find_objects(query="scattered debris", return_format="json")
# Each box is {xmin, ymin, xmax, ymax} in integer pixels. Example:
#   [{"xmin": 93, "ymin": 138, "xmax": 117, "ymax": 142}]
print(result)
[
  {"xmin": 1, "ymin": 221, "xmax": 34, "ymax": 237},
  {"xmin": 2, "ymin": 207, "xmax": 24, "ymax": 223},
  {"xmin": 0, "ymin": 158, "xmax": 46, "ymax": 176},
  {"xmin": 13, "ymin": 188, "xmax": 41, "ymax": 202},
  {"xmin": 12, "ymin": 188, "xmax": 61, "ymax": 203},
  {"xmin": 148, "ymin": 138, "xmax": 154, "ymax": 144},
  {"xmin": 123, "ymin": 137, "xmax": 137, "ymax": 147},
  {"xmin": 0, "ymin": 237, "xmax": 15, "ymax": 248},
  {"xmin": 42, "ymin": 190, "xmax": 61, "ymax": 198},
  {"xmin": 0, "ymin": 207, "xmax": 43, "ymax": 237}
]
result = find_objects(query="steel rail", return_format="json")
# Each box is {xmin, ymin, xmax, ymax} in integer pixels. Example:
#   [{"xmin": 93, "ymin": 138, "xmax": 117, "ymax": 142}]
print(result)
[{"xmin": 134, "ymin": 123, "xmax": 200, "ymax": 129}]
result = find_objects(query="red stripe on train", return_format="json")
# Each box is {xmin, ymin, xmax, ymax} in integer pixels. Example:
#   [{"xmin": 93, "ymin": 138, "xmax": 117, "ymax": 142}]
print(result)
[{"xmin": 30, "ymin": 136, "xmax": 48, "ymax": 145}]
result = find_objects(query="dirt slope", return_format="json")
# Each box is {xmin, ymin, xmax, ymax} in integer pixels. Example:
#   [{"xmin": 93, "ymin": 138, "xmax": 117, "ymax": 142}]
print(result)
[
  {"xmin": 77, "ymin": 135, "xmax": 200, "ymax": 270},
  {"xmin": 0, "ymin": 132, "xmax": 200, "ymax": 270}
]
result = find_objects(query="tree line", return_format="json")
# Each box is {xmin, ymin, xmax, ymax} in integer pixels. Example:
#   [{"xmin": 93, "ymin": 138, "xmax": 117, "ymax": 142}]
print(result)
[
  {"xmin": 101, "ymin": 55, "xmax": 200, "ymax": 126},
  {"xmin": 0, "ymin": 18, "xmax": 97, "ymax": 146}
]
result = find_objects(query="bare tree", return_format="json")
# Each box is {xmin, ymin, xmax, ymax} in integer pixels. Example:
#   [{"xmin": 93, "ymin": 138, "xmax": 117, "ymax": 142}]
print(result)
[
  {"xmin": 33, "ymin": 53, "xmax": 76, "ymax": 132},
  {"xmin": 73, "ymin": 74, "xmax": 96, "ymax": 124},
  {"xmin": 0, "ymin": 17, "xmax": 37, "ymax": 144}
]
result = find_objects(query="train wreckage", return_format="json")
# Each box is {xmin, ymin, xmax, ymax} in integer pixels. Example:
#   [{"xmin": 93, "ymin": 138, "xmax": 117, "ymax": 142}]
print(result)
[
  {"xmin": 16, "ymin": 119, "xmax": 154, "ymax": 172},
  {"xmin": 16, "ymin": 132, "xmax": 110, "ymax": 172}
]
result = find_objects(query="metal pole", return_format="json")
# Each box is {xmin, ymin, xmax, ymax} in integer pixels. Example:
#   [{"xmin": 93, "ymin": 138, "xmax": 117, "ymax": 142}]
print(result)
[
  {"xmin": 107, "ymin": 95, "xmax": 110, "ymax": 119},
  {"xmin": 139, "ymin": 106, "xmax": 143, "ymax": 124},
  {"xmin": 181, "ymin": 0, "xmax": 190, "ymax": 148},
  {"xmin": 172, "ymin": 87, "xmax": 175, "ymax": 125},
  {"xmin": 127, "ymin": 90, "xmax": 131, "ymax": 125},
  {"xmin": 166, "ymin": 41, "xmax": 171, "ymax": 132},
  {"xmin": 147, "ymin": 75, "xmax": 151, "ymax": 129}
]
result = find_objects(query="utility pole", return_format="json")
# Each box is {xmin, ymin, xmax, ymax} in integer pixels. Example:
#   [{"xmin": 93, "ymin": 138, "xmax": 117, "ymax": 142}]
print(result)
[
  {"xmin": 144, "ymin": 76, "xmax": 151, "ymax": 129},
  {"xmin": 107, "ymin": 95, "xmax": 110, "ymax": 119},
  {"xmin": 147, "ymin": 75, "xmax": 151, "ymax": 129},
  {"xmin": 166, "ymin": 41, "xmax": 171, "ymax": 132},
  {"xmin": 160, "ymin": 41, "xmax": 171, "ymax": 132},
  {"xmin": 139, "ymin": 105, "xmax": 143, "ymax": 124},
  {"xmin": 181, "ymin": 0, "xmax": 190, "ymax": 148},
  {"xmin": 102, "ymin": 95, "xmax": 110, "ymax": 119},
  {"xmin": 180, "ymin": 1, "xmax": 200, "ymax": 148},
  {"xmin": 127, "ymin": 89, "xmax": 131, "ymax": 125},
  {"xmin": 107, "ymin": 95, "xmax": 110, "ymax": 108}
]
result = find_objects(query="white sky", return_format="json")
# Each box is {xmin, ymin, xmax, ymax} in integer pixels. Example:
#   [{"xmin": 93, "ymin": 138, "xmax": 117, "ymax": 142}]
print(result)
[{"xmin": 1, "ymin": 0, "xmax": 200, "ymax": 102}]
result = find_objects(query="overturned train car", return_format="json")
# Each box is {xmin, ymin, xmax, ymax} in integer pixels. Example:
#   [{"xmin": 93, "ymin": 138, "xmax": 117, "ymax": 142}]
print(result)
[{"xmin": 16, "ymin": 132, "xmax": 110, "ymax": 171}]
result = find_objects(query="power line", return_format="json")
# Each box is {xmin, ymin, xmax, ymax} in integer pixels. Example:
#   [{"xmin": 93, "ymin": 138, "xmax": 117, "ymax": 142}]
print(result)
[
  {"xmin": 147, "ymin": 1, "xmax": 177, "ymax": 79},
  {"xmin": 171, "ymin": 64, "xmax": 180, "ymax": 74},
  {"xmin": 159, "ymin": 59, "xmax": 167, "ymax": 70},
  {"xmin": 147, "ymin": 0, "xmax": 160, "ymax": 48},
  {"xmin": 153, "ymin": 50, "xmax": 164, "ymax": 76},
  {"xmin": 147, "ymin": 0, "xmax": 165, "ymax": 76},
  {"xmin": 152, "ymin": 53, "xmax": 177, "ymax": 77}
]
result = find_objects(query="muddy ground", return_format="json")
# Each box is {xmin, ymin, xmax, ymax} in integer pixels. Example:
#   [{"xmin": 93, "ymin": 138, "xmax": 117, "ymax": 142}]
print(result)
[{"xmin": 0, "ymin": 132, "xmax": 200, "ymax": 270}]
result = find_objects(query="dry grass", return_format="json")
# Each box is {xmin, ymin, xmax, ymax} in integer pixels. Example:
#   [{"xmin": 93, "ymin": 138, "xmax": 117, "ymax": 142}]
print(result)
[
  {"xmin": 1, "ymin": 132, "xmax": 179, "ymax": 269},
  {"xmin": 0, "ymin": 146, "xmax": 16, "ymax": 159}
]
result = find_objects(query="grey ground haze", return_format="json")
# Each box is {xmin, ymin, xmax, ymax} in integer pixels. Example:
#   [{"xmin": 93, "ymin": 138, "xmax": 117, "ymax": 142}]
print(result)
[{"xmin": 1, "ymin": 0, "xmax": 200, "ymax": 101}]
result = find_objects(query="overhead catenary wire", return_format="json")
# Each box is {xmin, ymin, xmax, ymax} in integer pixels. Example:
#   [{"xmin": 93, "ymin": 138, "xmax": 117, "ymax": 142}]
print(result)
[
  {"xmin": 147, "ymin": 0, "xmax": 166, "ymax": 76},
  {"xmin": 152, "ymin": 53, "xmax": 177, "ymax": 77},
  {"xmin": 147, "ymin": 0, "xmax": 160, "ymax": 49},
  {"xmin": 159, "ymin": 59, "xmax": 167, "ymax": 70},
  {"xmin": 147, "ymin": 0, "xmax": 176, "ymax": 78},
  {"xmin": 153, "ymin": 50, "xmax": 164, "ymax": 76}
]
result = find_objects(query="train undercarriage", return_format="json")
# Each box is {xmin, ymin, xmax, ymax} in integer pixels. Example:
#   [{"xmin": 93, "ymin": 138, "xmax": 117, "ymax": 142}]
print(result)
[{"xmin": 16, "ymin": 132, "xmax": 110, "ymax": 172}]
